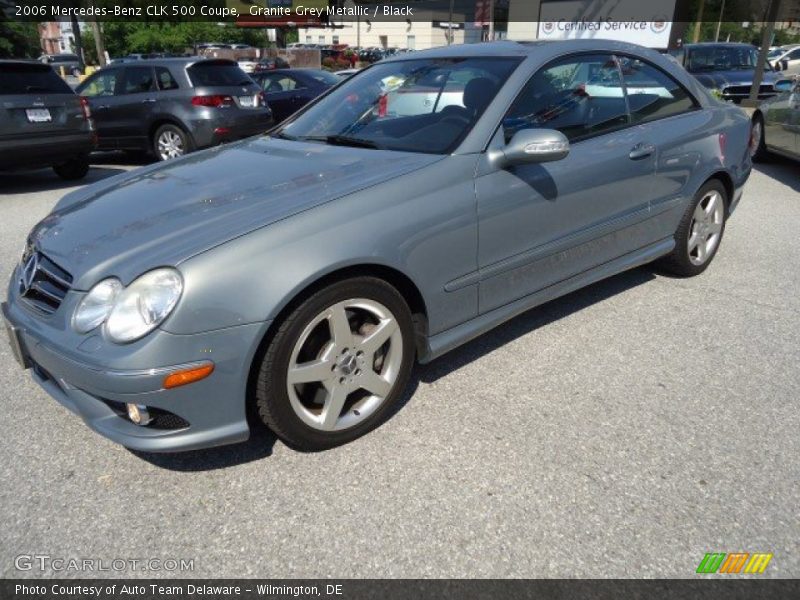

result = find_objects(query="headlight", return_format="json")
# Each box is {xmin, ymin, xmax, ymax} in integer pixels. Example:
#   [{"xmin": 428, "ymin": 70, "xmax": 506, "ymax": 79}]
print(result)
[
  {"xmin": 105, "ymin": 268, "xmax": 183, "ymax": 343},
  {"xmin": 72, "ymin": 278, "xmax": 123, "ymax": 333}
]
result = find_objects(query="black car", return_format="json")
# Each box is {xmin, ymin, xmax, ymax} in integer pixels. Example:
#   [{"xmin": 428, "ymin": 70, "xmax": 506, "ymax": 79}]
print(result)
[
  {"xmin": 75, "ymin": 58, "xmax": 273, "ymax": 161},
  {"xmin": 251, "ymin": 68, "xmax": 339, "ymax": 123},
  {"xmin": 0, "ymin": 60, "xmax": 95, "ymax": 179}
]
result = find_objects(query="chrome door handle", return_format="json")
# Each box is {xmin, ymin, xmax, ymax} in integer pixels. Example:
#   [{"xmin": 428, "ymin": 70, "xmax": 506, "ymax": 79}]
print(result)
[
  {"xmin": 141, "ymin": 98, "xmax": 156, "ymax": 103},
  {"xmin": 96, "ymin": 104, "xmax": 110, "ymax": 110},
  {"xmin": 629, "ymin": 142, "xmax": 656, "ymax": 160}
]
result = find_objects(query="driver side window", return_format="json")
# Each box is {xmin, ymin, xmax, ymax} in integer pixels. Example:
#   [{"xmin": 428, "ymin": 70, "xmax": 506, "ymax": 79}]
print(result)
[
  {"xmin": 81, "ymin": 69, "xmax": 120, "ymax": 97},
  {"xmin": 502, "ymin": 53, "xmax": 628, "ymax": 143}
]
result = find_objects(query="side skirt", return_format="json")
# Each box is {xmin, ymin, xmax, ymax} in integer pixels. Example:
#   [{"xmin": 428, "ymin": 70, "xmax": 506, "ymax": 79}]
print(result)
[{"xmin": 419, "ymin": 237, "xmax": 674, "ymax": 364}]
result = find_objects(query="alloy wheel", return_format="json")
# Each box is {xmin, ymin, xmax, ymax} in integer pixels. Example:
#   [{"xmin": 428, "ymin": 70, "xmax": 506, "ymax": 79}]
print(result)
[
  {"xmin": 286, "ymin": 298, "xmax": 403, "ymax": 432},
  {"xmin": 157, "ymin": 130, "xmax": 185, "ymax": 160},
  {"xmin": 687, "ymin": 190, "xmax": 724, "ymax": 266}
]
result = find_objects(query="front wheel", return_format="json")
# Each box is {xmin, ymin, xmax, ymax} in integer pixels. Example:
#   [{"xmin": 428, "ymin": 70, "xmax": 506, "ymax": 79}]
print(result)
[
  {"xmin": 255, "ymin": 277, "xmax": 415, "ymax": 451},
  {"xmin": 657, "ymin": 179, "xmax": 727, "ymax": 277}
]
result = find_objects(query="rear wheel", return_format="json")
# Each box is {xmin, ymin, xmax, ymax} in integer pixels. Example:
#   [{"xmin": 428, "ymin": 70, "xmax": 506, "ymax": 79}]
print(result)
[
  {"xmin": 657, "ymin": 179, "xmax": 727, "ymax": 277},
  {"xmin": 52, "ymin": 155, "xmax": 89, "ymax": 180},
  {"xmin": 255, "ymin": 277, "xmax": 415, "ymax": 451},
  {"xmin": 153, "ymin": 124, "xmax": 192, "ymax": 161}
]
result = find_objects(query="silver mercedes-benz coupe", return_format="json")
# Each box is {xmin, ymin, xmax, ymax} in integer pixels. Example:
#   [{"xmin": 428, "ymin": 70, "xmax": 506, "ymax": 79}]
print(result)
[{"xmin": 3, "ymin": 40, "xmax": 753, "ymax": 452}]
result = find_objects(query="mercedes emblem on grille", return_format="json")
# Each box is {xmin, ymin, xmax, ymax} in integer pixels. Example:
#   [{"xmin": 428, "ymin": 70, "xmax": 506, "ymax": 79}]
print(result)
[{"xmin": 19, "ymin": 252, "xmax": 38, "ymax": 295}]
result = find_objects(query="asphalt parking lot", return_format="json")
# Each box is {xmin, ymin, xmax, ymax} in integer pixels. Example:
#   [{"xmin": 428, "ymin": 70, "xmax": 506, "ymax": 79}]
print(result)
[{"xmin": 0, "ymin": 156, "xmax": 798, "ymax": 579}]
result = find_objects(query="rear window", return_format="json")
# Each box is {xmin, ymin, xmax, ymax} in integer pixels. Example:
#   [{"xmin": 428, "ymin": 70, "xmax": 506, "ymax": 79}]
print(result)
[
  {"xmin": 187, "ymin": 62, "xmax": 251, "ymax": 87},
  {"xmin": 51, "ymin": 55, "xmax": 78, "ymax": 63},
  {"xmin": 0, "ymin": 64, "xmax": 74, "ymax": 95},
  {"xmin": 306, "ymin": 70, "xmax": 340, "ymax": 86}
]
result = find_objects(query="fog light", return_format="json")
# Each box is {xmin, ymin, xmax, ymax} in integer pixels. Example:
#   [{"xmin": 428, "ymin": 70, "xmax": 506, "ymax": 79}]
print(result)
[{"xmin": 126, "ymin": 403, "xmax": 152, "ymax": 426}]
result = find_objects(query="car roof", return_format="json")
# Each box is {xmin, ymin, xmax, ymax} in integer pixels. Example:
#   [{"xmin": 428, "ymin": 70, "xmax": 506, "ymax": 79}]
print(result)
[
  {"xmin": 681, "ymin": 42, "xmax": 755, "ymax": 49},
  {"xmin": 0, "ymin": 59, "xmax": 53, "ymax": 70},
  {"xmin": 105, "ymin": 57, "xmax": 237, "ymax": 68},
  {"xmin": 384, "ymin": 39, "xmax": 672, "ymax": 62}
]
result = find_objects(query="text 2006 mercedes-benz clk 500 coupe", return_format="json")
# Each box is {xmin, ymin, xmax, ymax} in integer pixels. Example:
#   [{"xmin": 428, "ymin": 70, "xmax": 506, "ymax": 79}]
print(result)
[{"xmin": 3, "ymin": 41, "xmax": 752, "ymax": 452}]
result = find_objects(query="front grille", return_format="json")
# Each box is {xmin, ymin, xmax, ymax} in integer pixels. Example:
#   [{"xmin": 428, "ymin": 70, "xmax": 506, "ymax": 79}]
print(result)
[
  {"xmin": 18, "ymin": 252, "xmax": 73, "ymax": 315},
  {"xmin": 722, "ymin": 84, "xmax": 776, "ymax": 98}
]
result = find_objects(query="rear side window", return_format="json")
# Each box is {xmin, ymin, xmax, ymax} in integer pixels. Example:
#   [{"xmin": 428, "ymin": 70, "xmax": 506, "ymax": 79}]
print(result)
[
  {"xmin": 122, "ymin": 66, "xmax": 155, "ymax": 94},
  {"xmin": 156, "ymin": 67, "xmax": 180, "ymax": 90},
  {"xmin": 0, "ymin": 64, "xmax": 73, "ymax": 95},
  {"xmin": 503, "ymin": 53, "xmax": 628, "ymax": 143},
  {"xmin": 187, "ymin": 62, "xmax": 250, "ymax": 87},
  {"xmin": 261, "ymin": 74, "xmax": 303, "ymax": 92},
  {"xmin": 618, "ymin": 57, "xmax": 697, "ymax": 123}
]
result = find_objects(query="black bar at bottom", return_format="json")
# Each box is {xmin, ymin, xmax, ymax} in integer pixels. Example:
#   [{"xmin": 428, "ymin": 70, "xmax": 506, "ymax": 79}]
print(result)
[{"xmin": 2, "ymin": 579, "xmax": 800, "ymax": 600}]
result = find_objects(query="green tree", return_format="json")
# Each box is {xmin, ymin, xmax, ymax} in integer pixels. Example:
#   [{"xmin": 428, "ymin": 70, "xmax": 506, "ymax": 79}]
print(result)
[{"xmin": 0, "ymin": 19, "xmax": 40, "ymax": 59}]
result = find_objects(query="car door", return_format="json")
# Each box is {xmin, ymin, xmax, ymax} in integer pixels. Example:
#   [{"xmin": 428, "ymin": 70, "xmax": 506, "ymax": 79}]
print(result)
[
  {"xmin": 259, "ymin": 73, "xmax": 306, "ymax": 122},
  {"xmin": 764, "ymin": 80, "xmax": 800, "ymax": 158},
  {"xmin": 475, "ymin": 53, "xmax": 659, "ymax": 313},
  {"xmin": 77, "ymin": 67, "xmax": 123, "ymax": 148},
  {"xmin": 114, "ymin": 65, "xmax": 157, "ymax": 149},
  {"xmin": 614, "ymin": 56, "xmax": 710, "ymax": 241}
]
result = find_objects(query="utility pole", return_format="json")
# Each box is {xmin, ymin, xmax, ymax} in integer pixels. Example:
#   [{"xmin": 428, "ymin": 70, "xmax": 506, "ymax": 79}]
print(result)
[
  {"xmin": 745, "ymin": 0, "xmax": 783, "ymax": 107},
  {"xmin": 487, "ymin": 0, "xmax": 495, "ymax": 41},
  {"xmin": 70, "ymin": 15, "xmax": 84, "ymax": 72},
  {"xmin": 90, "ymin": 19, "xmax": 106, "ymax": 66},
  {"xmin": 714, "ymin": 0, "xmax": 726, "ymax": 42},
  {"xmin": 448, "ymin": 0, "xmax": 454, "ymax": 45},
  {"xmin": 692, "ymin": 0, "xmax": 705, "ymax": 43}
]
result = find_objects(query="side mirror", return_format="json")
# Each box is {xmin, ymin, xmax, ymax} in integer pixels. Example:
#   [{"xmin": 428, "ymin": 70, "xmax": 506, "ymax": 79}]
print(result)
[{"xmin": 494, "ymin": 129, "xmax": 570, "ymax": 167}]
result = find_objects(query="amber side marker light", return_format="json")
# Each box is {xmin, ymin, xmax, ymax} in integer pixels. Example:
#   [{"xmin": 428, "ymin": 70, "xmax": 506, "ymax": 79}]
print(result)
[{"xmin": 163, "ymin": 363, "xmax": 215, "ymax": 389}]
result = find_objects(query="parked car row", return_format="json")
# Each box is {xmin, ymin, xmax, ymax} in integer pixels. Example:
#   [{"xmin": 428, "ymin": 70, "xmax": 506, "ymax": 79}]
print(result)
[{"xmin": 1, "ymin": 57, "xmax": 342, "ymax": 178}]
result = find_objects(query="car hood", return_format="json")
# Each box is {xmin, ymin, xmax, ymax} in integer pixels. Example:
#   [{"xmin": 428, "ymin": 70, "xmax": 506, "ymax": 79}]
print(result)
[
  {"xmin": 692, "ymin": 69, "xmax": 780, "ymax": 89},
  {"xmin": 30, "ymin": 137, "xmax": 441, "ymax": 290}
]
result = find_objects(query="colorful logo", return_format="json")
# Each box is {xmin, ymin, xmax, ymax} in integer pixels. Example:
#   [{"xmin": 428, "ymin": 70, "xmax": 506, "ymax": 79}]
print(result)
[
  {"xmin": 697, "ymin": 552, "xmax": 773, "ymax": 574},
  {"xmin": 651, "ymin": 20, "xmax": 668, "ymax": 34}
]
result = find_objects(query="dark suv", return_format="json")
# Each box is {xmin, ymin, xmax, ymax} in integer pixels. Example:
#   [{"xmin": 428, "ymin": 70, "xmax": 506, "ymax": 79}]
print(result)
[
  {"xmin": 0, "ymin": 60, "xmax": 95, "ymax": 180},
  {"xmin": 76, "ymin": 58, "xmax": 273, "ymax": 161}
]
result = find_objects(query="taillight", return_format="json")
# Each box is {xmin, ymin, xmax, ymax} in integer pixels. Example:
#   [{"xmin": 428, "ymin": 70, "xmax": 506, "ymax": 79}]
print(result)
[
  {"xmin": 258, "ymin": 91, "xmax": 267, "ymax": 107},
  {"xmin": 718, "ymin": 132, "xmax": 727, "ymax": 162},
  {"xmin": 191, "ymin": 95, "xmax": 234, "ymax": 108},
  {"xmin": 79, "ymin": 96, "xmax": 91, "ymax": 119}
]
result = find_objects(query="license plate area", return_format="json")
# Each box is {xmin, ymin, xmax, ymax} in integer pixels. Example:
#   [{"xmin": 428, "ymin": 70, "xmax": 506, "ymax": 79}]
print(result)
[
  {"xmin": 238, "ymin": 96, "xmax": 255, "ymax": 108},
  {"xmin": 26, "ymin": 108, "xmax": 52, "ymax": 123},
  {"xmin": 2, "ymin": 304, "xmax": 31, "ymax": 370}
]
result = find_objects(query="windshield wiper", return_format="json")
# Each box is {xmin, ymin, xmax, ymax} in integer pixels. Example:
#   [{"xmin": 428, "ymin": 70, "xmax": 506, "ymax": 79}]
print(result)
[
  {"xmin": 324, "ymin": 135, "xmax": 383, "ymax": 149},
  {"xmin": 272, "ymin": 132, "xmax": 382, "ymax": 149}
]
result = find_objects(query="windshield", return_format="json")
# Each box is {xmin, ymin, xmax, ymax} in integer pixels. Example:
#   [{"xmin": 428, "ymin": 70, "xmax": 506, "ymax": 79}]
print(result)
[
  {"xmin": 686, "ymin": 46, "xmax": 759, "ymax": 72},
  {"xmin": 275, "ymin": 57, "xmax": 521, "ymax": 154}
]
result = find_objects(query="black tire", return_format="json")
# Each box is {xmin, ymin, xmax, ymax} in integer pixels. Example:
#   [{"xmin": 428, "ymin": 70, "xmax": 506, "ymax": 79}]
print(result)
[
  {"xmin": 750, "ymin": 113, "xmax": 768, "ymax": 162},
  {"xmin": 255, "ymin": 277, "xmax": 415, "ymax": 451},
  {"xmin": 657, "ymin": 179, "xmax": 728, "ymax": 277},
  {"xmin": 52, "ymin": 155, "xmax": 89, "ymax": 180},
  {"xmin": 152, "ymin": 123, "xmax": 193, "ymax": 161}
]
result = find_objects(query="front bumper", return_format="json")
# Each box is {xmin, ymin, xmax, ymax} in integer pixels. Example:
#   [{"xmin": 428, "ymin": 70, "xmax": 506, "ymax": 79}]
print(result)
[{"xmin": 2, "ymin": 293, "xmax": 269, "ymax": 453}]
